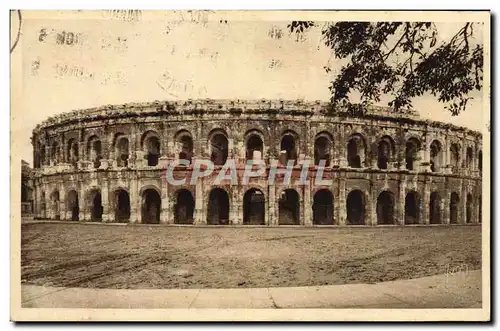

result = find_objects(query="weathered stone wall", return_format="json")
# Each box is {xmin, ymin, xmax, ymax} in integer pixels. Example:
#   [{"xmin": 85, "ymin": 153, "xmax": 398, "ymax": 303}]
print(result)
[{"xmin": 31, "ymin": 99, "xmax": 483, "ymax": 226}]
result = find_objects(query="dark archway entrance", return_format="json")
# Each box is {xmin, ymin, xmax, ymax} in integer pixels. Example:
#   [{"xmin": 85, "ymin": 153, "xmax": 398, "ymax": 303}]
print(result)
[
  {"xmin": 90, "ymin": 190, "xmax": 103, "ymax": 221},
  {"xmin": 280, "ymin": 134, "xmax": 297, "ymax": 166},
  {"xmin": 279, "ymin": 189, "xmax": 300, "ymax": 225},
  {"xmin": 114, "ymin": 189, "xmax": 130, "ymax": 223},
  {"xmin": 346, "ymin": 190, "xmax": 365, "ymax": 225},
  {"xmin": 210, "ymin": 133, "xmax": 229, "ymax": 166},
  {"xmin": 243, "ymin": 188, "xmax": 265, "ymax": 225},
  {"xmin": 175, "ymin": 189, "xmax": 195, "ymax": 224},
  {"xmin": 142, "ymin": 189, "xmax": 161, "ymax": 224},
  {"xmin": 405, "ymin": 191, "xmax": 419, "ymax": 224},
  {"xmin": 450, "ymin": 192, "xmax": 459, "ymax": 224},
  {"xmin": 246, "ymin": 134, "xmax": 264, "ymax": 161},
  {"xmin": 429, "ymin": 192, "xmax": 441, "ymax": 224},
  {"xmin": 207, "ymin": 188, "xmax": 230, "ymax": 225},
  {"xmin": 312, "ymin": 189, "xmax": 333, "ymax": 225},
  {"xmin": 376, "ymin": 191, "xmax": 394, "ymax": 225},
  {"xmin": 67, "ymin": 190, "xmax": 79, "ymax": 221},
  {"xmin": 466, "ymin": 194, "xmax": 473, "ymax": 224}
]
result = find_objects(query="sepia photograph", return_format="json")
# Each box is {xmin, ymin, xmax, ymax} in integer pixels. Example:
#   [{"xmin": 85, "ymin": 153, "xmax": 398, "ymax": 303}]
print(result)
[{"xmin": 10, "ymin": 9, "xmax": 490, "ymax": 322}]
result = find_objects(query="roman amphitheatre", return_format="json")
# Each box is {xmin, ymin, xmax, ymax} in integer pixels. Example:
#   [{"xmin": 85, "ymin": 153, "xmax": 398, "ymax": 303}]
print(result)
[{"xmin": 21, "ymin": 99, "xmax": 483, "ymax": 289}]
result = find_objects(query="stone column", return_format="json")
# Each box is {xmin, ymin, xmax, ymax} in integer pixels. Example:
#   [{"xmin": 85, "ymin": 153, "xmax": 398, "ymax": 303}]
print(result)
[
  {"xmin": 160, "ymin": 182, "xmax": 169, "ymax": 224},
  {"xmin": 230, "ymin": 187, "xmax": 242, "ymax": 225},
  {"xmin": 59, "ymin": 184, "xmax": 66, "ymax": 220},
  {"xmin": 421, "ymin": 178, "xmax": 430, "ymax": 225},
  {"xmin": 461, "ymin": 181, "xmax": 467, "ymax": 224},
  {"xmin": 397, "ymin": 177, "xmax": 406, "ymax": 225},
  {"xmin": 303, "ymin": 184, "xmax": 312, "ymax": 227},
  {"xmin": 337, "ymin": 125, "xmax": 347, "ymax": 168},
  {"xmin": 78, "ymin": 181, "xmax": 88, "ymax": 221},
  {"xmin": 101, "ymin": 178, "xmax": 109, "ymax": 222},
  {"xmin": 443, "ymin": 191, "xmax": 451, "ymax": 224},
  {"xmin": 268, "ymin": 184, "xmax": 276, "ymax": 226},
  {"xmin": 129, "ymin": 177, "xmax": 139, "ymax": 223},
  {"xmin": 194, "ymin": 179, "xmax": 205, "ymax": 225},
  {"xmin": 369, "ymin": 186, "xmax": 377, "ymax": 226},
  {"xmin": 337, "ymin": 178, "xmax": 347, "ymax": 225}
]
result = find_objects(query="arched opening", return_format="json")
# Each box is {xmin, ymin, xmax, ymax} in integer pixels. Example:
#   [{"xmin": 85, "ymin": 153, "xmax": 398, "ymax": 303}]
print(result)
[
  {"xmin": 466, "ymin": 147, "xmax": 473, "ymax": 169},
  {"xmin": 466, "ymin": 193, "xmax": 473, "ymax": 224},
  {"xmin": 243, "ymin": 188, "xmax": 265, "ymax": 225},
  {"xmin": 405, "ymin": 191, "xmax": 420, "ymax": 224},
  {"xmin": 279, "ymin": 189, "xmax": 300, "ymax": 225},
  {"xmin": 144, "ymin": 134, "xmax": 160, "ymax": 166},
  {"xmin": 429, "ymin": 192, "xmax": 441, "ymax": 224},
  {"xmin": 50, "ymin": 190, "xmax": 60, "ymax": 220},
  {"xmin": 114, "ymin": 189, "xmax": 130, "ymax": 223},
  {"xmin": 210, "ymin": 132, "xmax": 229, "ymax": 166},
  {"xmin": 207, "ymin": 188, "xmax": 230, "ymax": 225},
  {"xmin": 478, "ymin": 150, "xmax": 482, "ymax": 172},
  {"xmin": 314, "ymin": 133, "xmax": 332, "ymax": 167},
  {"xmin": 67, "ymin": 139, "xmax": 79, "ymax": 166},
  {"xmin": 89, "ymin": 190, "xmax": 103, "ymax": 221},
  {"xmin": 246, "ymin": 134, "xmax": 264, "ymax": 161},
  {"xmin": 346, "ymin": 190, "xmax": 366, "ymax": 225},
  {"xmin": 175, "ymin": 189, "xmax": 194, "ymax": 224},
  {"xmin": 279, "ymin": 134, "xmax": 298, "ymax": 166},
  {"xmin": 377, "ymin": 137, "xmax": 395, "ymax": 170},
  {"xmin": 312, "ymin": 189, "xmax": 333, "ymax": 225},
  {"xmin": 66, "ymin": 190, "xmax": 79, "ymax": 221},
  {"xmin": 176, "ymin": 131, "xmax": 193, "ymax": 165},
  {"xmin": 347, "ymin": 134, "xmax": 366, "ymax": 168},
  {"xmin": 51, "ymin": 142, "xmax": 60, "ymax": 165},
  {"xmin": 450, "ymin": 192, "xmax": 460, "ymax": 224},
  {"xmin": 450, "ymin": 143, "xmax": 460, "ymax": 173},
  {"xmin": 87, "ymin": 136, "xmax": 102, "ymax": 169},
  {"xmin": 115, "ymin": 135, "xmax": 129, "ymax": 167},
  {"xmin": 142, "ymin": 189, "xmax": 161, "ymax": 224},
  {"xmin": 405, "ymin": 138, "xmax": 420, "ymax": 171},
  {"xmin": 430, "ymin": 140, "xmax": 442, "ymax": 172},
  {"xmin": 376, "ymin": 191, "xmax": 395, "ymax": 225}
]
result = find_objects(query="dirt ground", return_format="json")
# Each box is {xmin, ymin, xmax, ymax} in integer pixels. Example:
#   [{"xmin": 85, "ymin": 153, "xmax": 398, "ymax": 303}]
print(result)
[{"xmin": 21, "ymin": 223, "xmax": 481, "ymax": 289}]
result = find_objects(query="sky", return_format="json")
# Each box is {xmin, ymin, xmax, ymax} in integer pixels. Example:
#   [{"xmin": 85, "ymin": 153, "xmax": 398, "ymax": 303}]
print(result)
[{"xmin": 11, "ymin": 11, "xmax": 488, "ymax": 165}]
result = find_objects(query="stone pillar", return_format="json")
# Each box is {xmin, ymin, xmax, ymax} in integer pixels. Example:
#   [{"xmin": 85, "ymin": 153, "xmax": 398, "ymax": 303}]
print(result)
[
  {"xmin": 337, "ymin": 178, "xmax": 347, "ymax": 225},
  {"xmin": 303, "ymin": 184, "xmax": 312, "ymax": 226},
  {"xmin": 79, "ymin": 181, "xmax": 88, "ymax": 221},
  {"xmin": 160, "ymin": 182, "xmax": 169, "ymax": 224},
  {"xmin": 166, "ymin": 186, "xmax": 175, "ymax": 224},
  {"xmin": 101, "ymin": 178, "xmax": 109, "ymax": 222},
  {"xmin": 194, "ymin": 179, "xmax": 205, "ymax": 225},
  {"xmin": 421, "ymin": 178, "xmax": 430, "ymax": 224},
  {"xmin": 129, "ymin": 177, "xmax": 139, "ymax": 223},
  {"xmin": 268, "ymin": 184, "xmax": 276, "ymax": 226},
  {"xmin": 338, "ymin": 125, "xmax": 347, "ymax": 168},
  {"xmin": 397, "ymin": 177, "xmax": 406, "ymax": 225},
  {"xmin": 443, "ymin": 191, "xmax": 451, "ymax": 224},
  {"xmin": 59, "ymin": 185, "xmax": 66, "ymax": 220},
  {"xmin": 461, "ymin": 181, "xmax": 467, "ymax": 224},
  {"xmin": 369, "ymin": 186, "xmax": 377, "ymax": 226},
  {"xmin": 230, "ymin": 187, "xmax": 242, "ymax": 225}
]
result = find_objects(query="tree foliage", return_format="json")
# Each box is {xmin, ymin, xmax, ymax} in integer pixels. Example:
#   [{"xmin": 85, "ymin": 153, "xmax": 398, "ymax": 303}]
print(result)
[{"xmin": 288, "ymin": 21, "xmax": 483, "ymax": 115}]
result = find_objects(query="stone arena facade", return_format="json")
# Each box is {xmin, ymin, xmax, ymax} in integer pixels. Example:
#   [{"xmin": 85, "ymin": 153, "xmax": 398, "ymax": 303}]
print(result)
[{"xmin": 30, "ymin": 99, "xmax": 483, "ymax": 226}]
